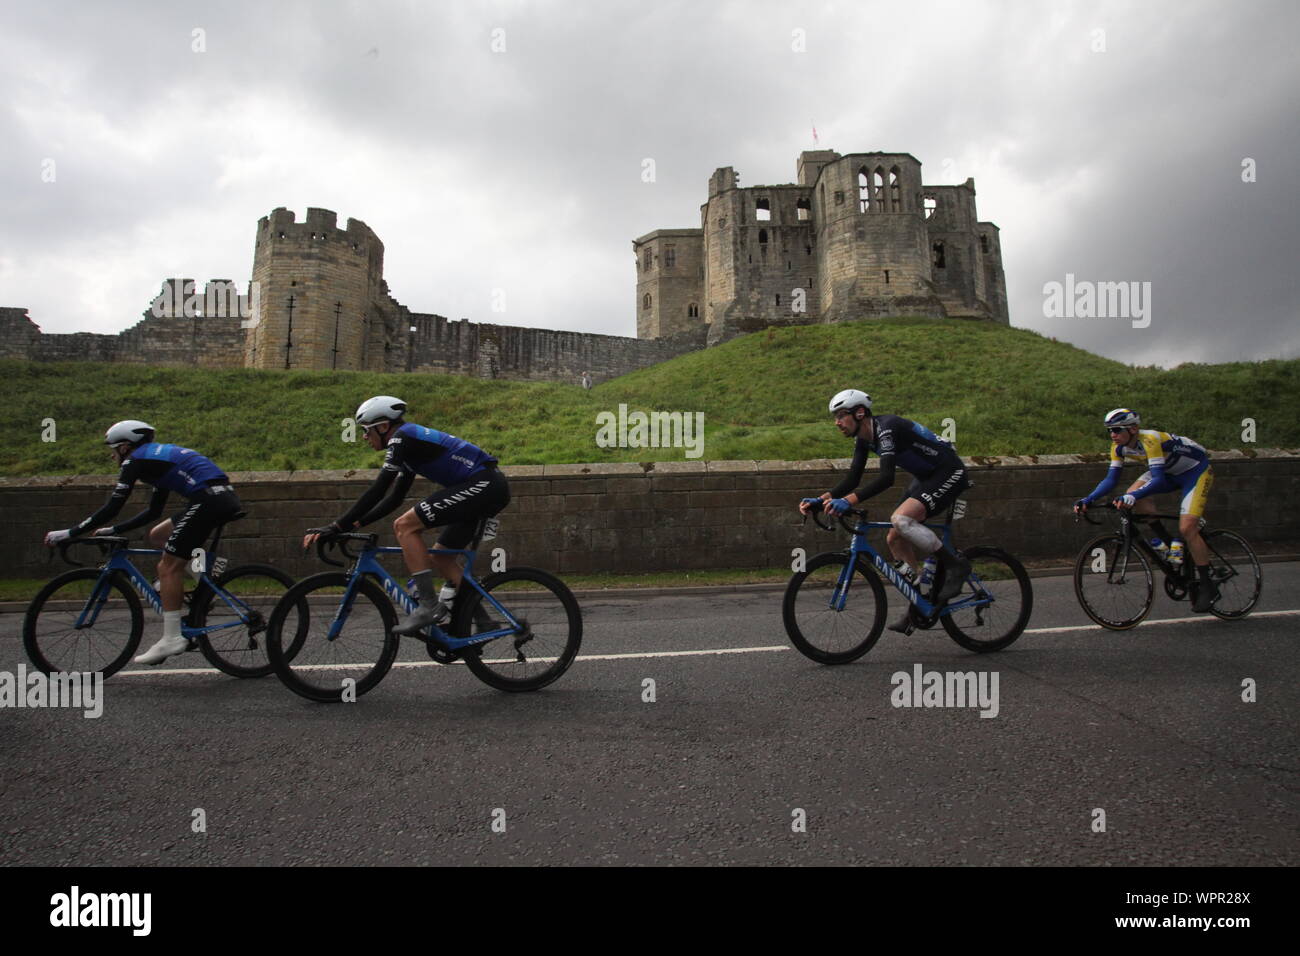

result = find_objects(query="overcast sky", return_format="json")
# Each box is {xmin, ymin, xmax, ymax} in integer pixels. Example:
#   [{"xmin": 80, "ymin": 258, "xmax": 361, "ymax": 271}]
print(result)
[{"xmin": 1, "ymin": 0, "xmax": 1296, "ymax": 367}]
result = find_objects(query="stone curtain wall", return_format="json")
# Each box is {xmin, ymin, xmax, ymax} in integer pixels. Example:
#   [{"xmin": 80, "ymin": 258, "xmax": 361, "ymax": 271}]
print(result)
[
  {"xmin": 3, "ymin": 452, "xmax": 1296, "ymax": 580},
  {"xmin": 405, "ymin": 314, "xmax": 708, "ymax": 385},
  {"xmin": 0, "ymin": 308, "xmax": 245, "ymax": 368}
]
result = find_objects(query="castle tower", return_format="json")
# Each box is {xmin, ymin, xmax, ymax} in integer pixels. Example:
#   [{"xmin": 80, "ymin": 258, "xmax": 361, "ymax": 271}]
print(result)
[
  {"xmin": 813, "ymin": 153, "xmax": 945, "ymax": 322},
  {"xmin": 245, "ymin": 207, "xmax": 386, "ymax": 370},
  {"xmin": 632, "ymin": 229, "xmax": 704, "ymax": 338},
  {"xmin": 699, "ymin": 165, "xmax": 820, "ymax": 343}
]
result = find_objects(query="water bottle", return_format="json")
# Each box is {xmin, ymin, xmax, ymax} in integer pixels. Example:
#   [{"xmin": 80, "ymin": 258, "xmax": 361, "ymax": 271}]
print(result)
[
  {"xmin": 893, "ymin": 560, "xmax": 916, "ymax": 583},
  {"xmin": 1149, "ymin": 536, "xmax": 1168, "ymax": 558},
  {"xmin": 1168, "ymin": 540, "xmax": 1185, "ymax": 567}
]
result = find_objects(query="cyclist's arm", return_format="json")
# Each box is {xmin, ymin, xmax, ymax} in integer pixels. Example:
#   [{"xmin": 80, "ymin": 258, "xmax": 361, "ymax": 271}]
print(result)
[
  {"xmin": 848, "ymin": 452, "xmax": 896, "ymax": 502},
  {"xmin": 354, "ymin": 469, "xmax": 416, "ymax": 527},
  {"xmin": 829, "ymin": 439, "xmax": 868, "ymax": 498},
  {"xmin": 334, "ymin": 467, "xmax": 411, "ymax": 530},
  {"xmin": 108, "ymin": 485, "xmax": 170, "ymax": 535},
  {"xmin": 1082, "ymin": 464, "xmax": 1122, "ymax": 504},
  {"xmin": 67, "ymin": 462, "xmax": 144, "ymax": 538}
]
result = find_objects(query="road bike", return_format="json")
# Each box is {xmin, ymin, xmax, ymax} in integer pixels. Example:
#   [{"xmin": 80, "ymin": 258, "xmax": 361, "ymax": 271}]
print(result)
[
  {"xmin": 1073, "ymin": 501, "xmax": 1261, "ymax": 629},
  {"xmin": 264, "ymin": 518, "xmax": 582, "ymax": 701},
  {"xmin": 24, "ymin": 519, "xmax": 301, "ymax": 679},
  {"xmin": 783, "ymin": 500, "xmax": 1033, "ymax": 663}
]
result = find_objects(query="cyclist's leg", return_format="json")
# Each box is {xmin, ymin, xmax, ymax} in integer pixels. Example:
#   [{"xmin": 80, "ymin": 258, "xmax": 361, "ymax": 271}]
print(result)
[
  {"xmin": 907, "ymin": 466, "xmax": 972, "ymax": 604},
  {"xmin": 887, "ymin": 480, "xmax": 927, "ymax": 572},
  {"xmin": 1180, "ymin": 465, "xmax": 1213, "ymax": 563}
]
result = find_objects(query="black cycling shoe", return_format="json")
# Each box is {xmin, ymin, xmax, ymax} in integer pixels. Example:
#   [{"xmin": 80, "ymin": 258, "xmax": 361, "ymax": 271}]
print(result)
[
  {"xmin": 934, "ymin": 552, "xmax": 971, "ymax": 605},
  {"xmin": 1191, "ymin": 582, "xmax": 1219, "ymax": 613},
  {"xmin": 887, "ymin": 608, "xmax": 915, "ymax": 634}
]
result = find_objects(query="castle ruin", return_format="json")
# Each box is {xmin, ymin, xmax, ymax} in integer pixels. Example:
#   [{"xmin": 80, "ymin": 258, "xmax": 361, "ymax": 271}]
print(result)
[{"xmin": 0, "ymin": 147, "xmax": 1008, "ymax": 381}]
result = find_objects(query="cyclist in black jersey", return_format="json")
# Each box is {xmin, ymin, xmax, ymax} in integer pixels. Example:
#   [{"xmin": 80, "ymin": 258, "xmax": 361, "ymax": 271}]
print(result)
[
  {"xmin": 799, "ymin": 389, "xmax": 972, "ymax": 633},
  {"xmin": 42, "ymin": 420, "xmax": 243, "ymax": 665},
  {"xmin": 303, "ymin": 396, "xmax": 509, "ymax": 635}
]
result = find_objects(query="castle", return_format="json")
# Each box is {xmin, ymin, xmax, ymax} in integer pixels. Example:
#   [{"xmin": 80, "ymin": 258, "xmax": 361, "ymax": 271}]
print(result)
[
  {"xmin": 635, "ymin": 150, "xmax": 1008, "ymax": 344},
  {"xmin": 0, "ymin": 148, "xmax": 1007, "ymax": 382}
]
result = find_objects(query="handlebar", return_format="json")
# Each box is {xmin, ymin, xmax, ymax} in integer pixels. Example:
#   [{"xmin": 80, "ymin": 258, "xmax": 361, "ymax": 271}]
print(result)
[
  {"xmin": 802, "ymin": 499, "xmax": 869, "ymax": 535},
  {"xmin": 313, "ymin": 531, "xmax": 377, "ymax": 567},
  {"xmin": 55, "ymin": 536, "xmax": 129, "ymax": 567}
]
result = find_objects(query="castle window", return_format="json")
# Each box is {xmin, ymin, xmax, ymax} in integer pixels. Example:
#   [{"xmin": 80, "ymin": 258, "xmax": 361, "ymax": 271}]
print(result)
[
  {"xmin": 980, "ymin": 234, "xmax": 990, "ymax": 254},
  {"xmin": 805, "ymin": 245, "xmax": 812, "ymax": 255},
  {"xmin": 719, "ymin": 217, "xmax": 726, "ymax": 230},
  {"xmin": 873, "ymin": 169, "xmax": 885, "ymax": 209},
  {"xmin": 923, "ymin": 194, "xmax": 937, "ymax": 219},
  {"xmin": 932, "ymin": 241, "xmax": 946, "ymax": 269},
  {"xmin": 884, "ymin": 270, "xmax": 890, "ymax": 284},
  {"xmin": 834, "ymin": 190, "xmax": 844, "ymax": 205},
  {"xmin": 775, "ymin": 293, "xmax": 781, "ymax": 306},
  {"xmin": 665, "ymin": 245, "xmax": 676, "ymax": 268},
  {"xmin": 643, "ymin": 293, "xmax": 652, "ymax": 310},
  {"xmin": 643, "ymin": 249, "xmax": 652, "ymax": 272},
  {"xmin": 756, "ymin": 198, "xmax": 771, "ymax": 221},
  {"xmin": 758, "ymin": 229, "xmax": 768, "ymax": 259},
  {"xmin": 796, "ymin": 198, "xmax": 811, "ymax": 221},
  {"xmin": 758, "ymin": 229, "xmax": 768, "ymax": 244},
  {"xmin": 858, "ymin": 167, "xmax": 871, "ymax": 213},
  {"xmin": 688, "ymin": 303, "xmax": 699, "ymax": 317},
  {"xmin": 889, "ymin": 167, "xmax": 901, "ymax": 212}
]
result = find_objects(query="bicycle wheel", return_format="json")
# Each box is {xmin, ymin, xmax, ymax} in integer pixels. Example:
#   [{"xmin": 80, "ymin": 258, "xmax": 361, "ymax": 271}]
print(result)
[
  {"xmin": 190, "ymin": 564, "xmax": 301, "ymax": 678},
  {"xmin": 265, "ymin": 573, "xmax": 399, "ymax": 702},
  {"xmin": 23, "ymin": 569, "xmax": 144, "ymax": 678},
  {"xmin": 1073, "ymin": 533, "xmax": 1154, "ymax": 630},
  {"xmin": 455, "ymin": 568, "xmax": 583, "ymax": 692},
  {"xmin": 940, "ymin": 547, "xmax": 1033, "ymax": 652},
  {"xmin": 1204, "ymin": 530, "xmax": 1261, "ymax": 619},
  {"xmin": 782, "ymin": 552, "xmax": 886, "ymax": 664}
]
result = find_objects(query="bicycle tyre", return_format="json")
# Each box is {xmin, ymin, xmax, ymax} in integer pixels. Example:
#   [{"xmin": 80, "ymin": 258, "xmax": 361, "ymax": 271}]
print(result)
[
  {"xmin": 190, "ymin": 564, "xmax": 301, "ymax": 678},
  {"xmin": 23, "ymin": 569, "xmax": 144, "ymax": 678},
  {"xmin": 1073, "ymin": 533, "xmax": 1154, "ymax": 630},
  {"xmin": 782, "ymin": 552, "xmax": 886, "ymax": 664},
  {"xmin": 939, "ymin": 546, "xmax": 1033, "ymax": 652},
  {"xmin": 1204, "ymin": 530, "xmax": 1261, "ymax": 620},
  {"xmin": 265, "ymin": 572, "xmax": 399, "ymax": 702},
  {"xmin": 455, "ymin": 567, "xmax": 583, "ymax": 692}
]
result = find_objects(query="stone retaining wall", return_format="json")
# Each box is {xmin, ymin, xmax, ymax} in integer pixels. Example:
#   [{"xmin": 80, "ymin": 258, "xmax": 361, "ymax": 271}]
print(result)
[{"xmin": 2, "ymin": 452, "xmax": 1297, "ymax": 579}]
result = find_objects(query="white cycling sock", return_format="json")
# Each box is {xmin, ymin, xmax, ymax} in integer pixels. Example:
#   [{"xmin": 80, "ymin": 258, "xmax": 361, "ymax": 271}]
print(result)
[
  {"xmin": 892, "ymin": 514, "xmax": 941, "ymax": 554},
  {"xmin": 438, "ymin": 585, "xmax": 457, "ymax": 606},
  {"xmin": 162, "ymin": 610, "xmax": 183, "ymax": 640}
]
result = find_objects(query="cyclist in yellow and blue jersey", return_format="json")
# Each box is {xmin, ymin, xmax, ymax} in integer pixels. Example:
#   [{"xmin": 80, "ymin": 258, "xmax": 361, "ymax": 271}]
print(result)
[{"xmin": 1073, "ymin": 408, "xmax": 1218, "ymax": 612}]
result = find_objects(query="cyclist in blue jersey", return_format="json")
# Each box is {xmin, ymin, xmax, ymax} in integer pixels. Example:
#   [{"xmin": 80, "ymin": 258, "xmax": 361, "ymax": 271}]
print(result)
[
  {"xmin": 303, "ymin": 396, "xmax": 510, "ymax": 634},
  {"xmin": 800, "ymin": 389, "xmax": 972, "ymax": 633},
  {"xmin": 42, "ymin": 421, "xmax": 243, "ymax": 664},
  {"xmin": 1074, "ymin": 407, "xmax": 1218, "ymax": 612}
]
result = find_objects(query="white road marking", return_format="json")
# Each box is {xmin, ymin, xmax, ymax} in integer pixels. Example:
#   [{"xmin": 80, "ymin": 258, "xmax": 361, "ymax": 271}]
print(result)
[{"xmin": 108, "ymin": 609, "xmax": 1299, "ymax": 679}]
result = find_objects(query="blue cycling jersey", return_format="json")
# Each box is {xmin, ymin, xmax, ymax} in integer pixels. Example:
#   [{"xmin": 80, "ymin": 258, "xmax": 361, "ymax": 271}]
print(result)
[
  {"xmin": 381, "ymin": 423, "xmax": 497, "ymax": 486},
  {"xmin": 126, "ymin": 443, "xmax": 229, "ymax": 496}
]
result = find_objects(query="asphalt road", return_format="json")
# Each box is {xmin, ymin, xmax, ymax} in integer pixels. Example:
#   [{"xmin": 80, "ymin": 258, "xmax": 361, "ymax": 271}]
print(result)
[{"xmin": 1, "ymin": 565, "xmax": 1296, "ymax": 866}]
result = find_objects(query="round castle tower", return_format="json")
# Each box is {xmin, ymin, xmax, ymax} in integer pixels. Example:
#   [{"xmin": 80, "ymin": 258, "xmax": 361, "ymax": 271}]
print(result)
[{"xmin": 244, "ymin": 207, "xmax": 386, "ymax": 371}]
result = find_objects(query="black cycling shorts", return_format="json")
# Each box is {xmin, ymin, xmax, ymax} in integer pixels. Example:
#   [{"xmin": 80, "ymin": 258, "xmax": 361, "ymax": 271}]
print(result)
[
  {"xmin": 165, "ymin": 486, "xmax": 243, "ymax": 558},
  {"xmin": 413, "ymin": 468, "xmax": 510, "ymax": 549},
  {"xmin": 902, "ymin": 467, "xmax": 971, "ymax": 518}
]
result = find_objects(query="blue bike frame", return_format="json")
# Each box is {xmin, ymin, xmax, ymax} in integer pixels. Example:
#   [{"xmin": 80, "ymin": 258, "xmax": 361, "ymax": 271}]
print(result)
[
  {"xmin": 78, "ymin": 549, "xmax": 247, "ymax": 640},
  {"xmin": 831, "ymin": 518, "xmax": 988, "ymax": 616},
  {"xmin": 333, "ymin": 545, "xmax": 519, "ymax": 651}
]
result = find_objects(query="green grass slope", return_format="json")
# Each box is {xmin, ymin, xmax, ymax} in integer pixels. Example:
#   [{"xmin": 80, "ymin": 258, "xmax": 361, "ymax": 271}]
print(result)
[{"xmin": 2, "ymin": 317, "xmax": 1296, "ymax": 476}]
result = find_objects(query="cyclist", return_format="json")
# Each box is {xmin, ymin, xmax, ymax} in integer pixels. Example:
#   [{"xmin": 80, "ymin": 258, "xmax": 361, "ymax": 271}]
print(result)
[
  {"xmin": 42, "ymin": 421, "xmax": 243, "ymax": 665},
  {"xmin": 303, "ymin": 396, "xmax": 509, "ymax": 635},
  {"xmin": 1073, "ymin": 408, "xmax": 1217, "ymax": 612},
  {"xmin": 800, "ymin": 390, "xmax": 972, "ymax": 633}
]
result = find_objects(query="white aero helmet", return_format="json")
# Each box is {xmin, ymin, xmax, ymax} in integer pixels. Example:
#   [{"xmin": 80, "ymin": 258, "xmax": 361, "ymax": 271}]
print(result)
[
  {"xmin": 104, "ymin": 420, "xmax": 155, "ymax": 448},
  {"xmin": 355, "ymin": 395, "xmax": 407, "ymax": 427},
  {"xmin": 1103, "ymin": 407, "xmax": 1140, "ymax": 428},
  {"xmin": 828, "ymin": 389, "xmax": 872, "ymax": 416}
]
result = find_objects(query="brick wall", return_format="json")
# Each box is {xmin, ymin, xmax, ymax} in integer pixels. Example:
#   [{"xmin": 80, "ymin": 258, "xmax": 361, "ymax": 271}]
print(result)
[{"xmin": 3, "ymin": 451, "xmax": 1296, "ymax": 580}]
